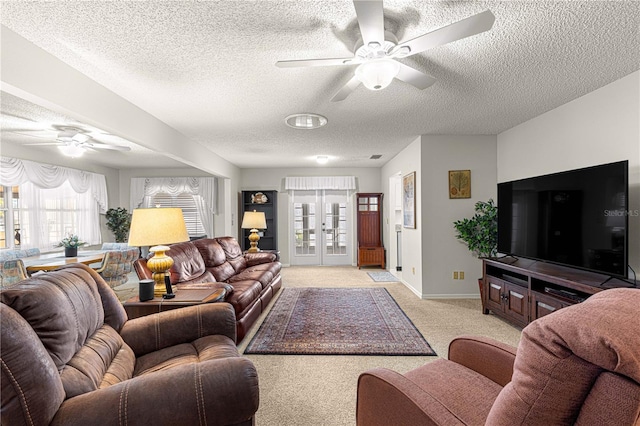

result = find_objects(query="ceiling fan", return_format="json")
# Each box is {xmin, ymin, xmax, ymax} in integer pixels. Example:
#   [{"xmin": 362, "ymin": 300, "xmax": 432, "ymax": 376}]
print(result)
[
  {"xmin": 6, "ymin": 125, "xmax": 132, "ymax": 158},
  {"xmin": 276, "ymin": 1, "xmax": 495, "ymax": 102}
]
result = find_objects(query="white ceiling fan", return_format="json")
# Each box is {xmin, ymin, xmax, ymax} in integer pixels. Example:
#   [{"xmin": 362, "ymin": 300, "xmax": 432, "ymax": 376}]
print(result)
[
  {"xmin": 276, "ymin": 1, "xmax": 495, "ymax": 102},
  {"xmin": 6, "ymin": 125, "xmax": 132, "ymax": 158}
]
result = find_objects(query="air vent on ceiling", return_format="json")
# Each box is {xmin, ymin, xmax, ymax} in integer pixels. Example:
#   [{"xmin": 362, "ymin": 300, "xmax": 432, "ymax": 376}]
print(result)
[{"xmin": 370, "ymin": 154, "xmax": 382, "ymax": 160}]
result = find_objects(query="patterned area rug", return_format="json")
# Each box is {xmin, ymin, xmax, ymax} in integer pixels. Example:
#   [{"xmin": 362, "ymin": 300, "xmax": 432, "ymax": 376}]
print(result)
[
  {"xmin": 367, "ymin": 271, "xmax": 400, "ymax": 282},
  {"xmin": 245, "ymin": 288, "xmax": 436, "ymax": 356}
]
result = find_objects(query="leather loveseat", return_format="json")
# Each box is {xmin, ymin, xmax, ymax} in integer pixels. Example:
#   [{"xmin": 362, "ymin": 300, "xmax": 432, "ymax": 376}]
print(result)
[
  {"xmin": 356, "ymin": 288, "xmax": 640, "ymax": 425},
  {"xmin": 135, "ymin": 236, "xmax": 282, "ymax": 342},
  {"xmin": 1, "ymin": 264, "xmax": 259, "ymax": 426}
]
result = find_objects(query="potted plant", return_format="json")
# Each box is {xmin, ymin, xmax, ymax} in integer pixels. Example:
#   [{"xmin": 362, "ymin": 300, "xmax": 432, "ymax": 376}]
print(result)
[
  {"xmin": 105, "ymin": 207, "xmax": 132, "ymax": 243},
  {"xmin": 57, "ymin": 233, "xmax": 86, "ymax": 257},
  {"xmin": 453, "ymin": 199, "xmax": 498, "ymax": 309}
]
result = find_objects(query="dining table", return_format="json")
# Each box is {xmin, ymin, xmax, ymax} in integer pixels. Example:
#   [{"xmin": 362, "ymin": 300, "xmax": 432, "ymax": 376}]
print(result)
[{"xmin": 23, "ymin": 250, "xmax": 106, "ymax": 274}]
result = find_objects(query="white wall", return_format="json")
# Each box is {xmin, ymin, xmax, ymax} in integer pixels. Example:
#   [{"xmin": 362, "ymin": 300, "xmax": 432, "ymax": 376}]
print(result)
[
  {"xmin": 498, "ymin": 71, "xmax": 640, "ymax": 275},
  {"xmin": 382, "ymin": 138, "xmax": 423, "ymax": 296},
  {"xmin": 241, "ymin": 167, "xmax": 382, "ymax": 265},
  {"xmin": 420, "ymin": 135, "xmax": 497, "ymax": 298}
]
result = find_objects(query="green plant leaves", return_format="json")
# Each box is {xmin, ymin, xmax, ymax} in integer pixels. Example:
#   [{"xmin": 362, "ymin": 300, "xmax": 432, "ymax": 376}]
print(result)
[
  {"xmin": 453, "ymin": 199, "xmax": 497, "ymax": 258},
  {"xmin": 106, "ymin": 207, "xmax": 132, "ymax": 243}
]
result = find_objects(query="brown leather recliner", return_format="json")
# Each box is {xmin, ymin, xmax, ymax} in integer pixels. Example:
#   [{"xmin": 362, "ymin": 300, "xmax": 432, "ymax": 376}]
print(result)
[
  {"xmin": 1, "ymin": 264, "xmax": 259, "ymax": 426},
  {"xmin": 357, "ymin": 288, "xmax": 640, "ymax": 425}
]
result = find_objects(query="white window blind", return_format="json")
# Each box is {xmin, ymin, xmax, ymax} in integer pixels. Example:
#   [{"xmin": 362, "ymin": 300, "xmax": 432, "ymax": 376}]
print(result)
[{"xmin": 151, "ymin": 192, "xmax": 206, "ymax": 237}]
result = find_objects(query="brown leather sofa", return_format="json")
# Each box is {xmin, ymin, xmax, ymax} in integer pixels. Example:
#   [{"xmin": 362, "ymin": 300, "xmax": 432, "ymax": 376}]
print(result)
[
  {"xmin": 135, "ymin": 236, "xmax": 282, "ymax": 342},
  {"xmin": 1, "ymin": 264, "xmax": 259, "ymax": 426},
  {"xmin": 357, "ymin": 288, "xmax": 640, "ymax": 425}
]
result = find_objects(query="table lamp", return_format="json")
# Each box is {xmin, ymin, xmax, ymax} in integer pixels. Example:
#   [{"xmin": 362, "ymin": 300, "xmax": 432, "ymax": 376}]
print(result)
[
  {"xmin": 241, "ymin": 210, "xmax": 267, "ymax": 253},
  {"xmin": 128, "ymin": 207, "xmax": 189, "ymax": 297}
]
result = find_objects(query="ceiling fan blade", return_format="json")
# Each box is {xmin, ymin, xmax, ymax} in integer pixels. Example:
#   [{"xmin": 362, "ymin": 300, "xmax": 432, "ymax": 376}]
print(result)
[
  {"xmin": 397, "ymin": 10, "xmax": 495, "ymax": 56},
  {"xmin": 396, "ymin": 63, "xmax": 437, "ymax": 90},
  {"xmin": 89, "ymin": 143, "xmax": 131, "ymax": 152},
  {"xmin": 353, "ymin": 0, "xmax": 385, "ymax": 46},
  {"xmin": 9, "ymin": 130, "xmax": 58, "ymax": 139},
  {"xmin": 331, "ymin": 75, "xmax": 362, "ymax": 102},
  {"xmin": 276, "ymin": 57, "xmax": 360, "ymax": 68}
]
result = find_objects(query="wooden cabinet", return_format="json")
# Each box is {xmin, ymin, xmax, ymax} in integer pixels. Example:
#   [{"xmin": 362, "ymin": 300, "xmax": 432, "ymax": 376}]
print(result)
[
  {"xmin": 240, "ymin": 190, "xmax": 277, "ymax": 251},
  {"xmin": 482, "ymin": 258, "xmax": 631, "ymax": 328},
  {"xmin": 356, "ymin": 193, "xmax": 385, "ymax": 269},
  {"xmin": 486, "ymin": 276, "xmax": 529, "ymax": 327}
]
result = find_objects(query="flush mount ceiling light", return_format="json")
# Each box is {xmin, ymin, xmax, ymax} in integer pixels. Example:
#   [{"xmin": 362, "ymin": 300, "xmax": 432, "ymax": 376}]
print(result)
[
  {"xmin": 316, "ymin": 155, "xmax": 329, "ymax": 164},
  {"xmin": 355, "ymin": 59, "xmax": 401, "ymax": 91},
  {"xmin": 285, "ymin": 113, "xmax": 328, "ymax": 130}
]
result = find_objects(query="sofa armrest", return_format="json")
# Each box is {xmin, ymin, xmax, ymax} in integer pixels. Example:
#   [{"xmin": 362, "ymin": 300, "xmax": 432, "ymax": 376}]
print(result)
[
  {"xmin": 120, "ymin": 303, "xmax": 237, "ymax": 356},
  {"xmin": 51, "ymin": 357, "xmax": 259, "ymax": 426},
  {"xmin": 448, "ymin": 335, "xmax": 517, "ymax": 387},
  {"xmin": 244, "ymin": 251, "xmax": 277, "ymax": 266},
  {"xmin": 133, "ymin": 258, "xmax": 152, "ymax": 280},
  {"xmin": 357, "ymin": 368, "xmax": 464, "ymax": 426}
]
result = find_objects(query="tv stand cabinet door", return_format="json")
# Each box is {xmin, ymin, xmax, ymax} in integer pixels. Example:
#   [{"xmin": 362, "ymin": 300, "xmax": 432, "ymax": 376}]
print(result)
[
  {"xmin": 503, "ymin": 282, "xmax": 529, "ymax": 327},
  {"xmin": 531, "ymin": 291, "xmax": 569, "ymax": 321},
  {"xmin": 485, "ymin": 277, "xmax": 505, "ymax": 314}
]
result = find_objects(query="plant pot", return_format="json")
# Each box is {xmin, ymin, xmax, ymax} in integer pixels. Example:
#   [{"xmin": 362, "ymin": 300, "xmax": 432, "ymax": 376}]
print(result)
[{"xmin": 65, "ymin": 247, "xmax": 77, "ymax": 257}]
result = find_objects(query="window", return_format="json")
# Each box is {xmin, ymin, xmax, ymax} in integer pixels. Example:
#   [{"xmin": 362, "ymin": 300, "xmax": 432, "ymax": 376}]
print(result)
[
  {"xmin": 0, "ymin": 182, "xmax": 101, "ymax": 251},
  {"xmin": 151, "ymin": 192, "xmax": 206, "ymax": 237},
  {"xmin": 0, "ymin": 186, "xmax": 21, "ymax": 249}
]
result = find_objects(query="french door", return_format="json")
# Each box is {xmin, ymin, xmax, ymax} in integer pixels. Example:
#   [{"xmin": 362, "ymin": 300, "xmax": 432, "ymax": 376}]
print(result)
[{"xmin": 291, "ymin": 190, "xmax": 352, "ymax": 266}]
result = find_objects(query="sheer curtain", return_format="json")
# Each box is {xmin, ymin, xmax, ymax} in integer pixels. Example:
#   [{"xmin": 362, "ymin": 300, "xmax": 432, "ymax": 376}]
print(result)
[{"xmin": 1, "ymin": 157, "xmax": 107, "ymax": 251}]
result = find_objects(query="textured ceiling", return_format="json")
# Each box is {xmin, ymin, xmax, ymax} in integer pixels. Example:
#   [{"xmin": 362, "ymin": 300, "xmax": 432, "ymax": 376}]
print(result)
[{"xmin": 1, "ymin": 1, "xmax": 639, "ymax": 169}]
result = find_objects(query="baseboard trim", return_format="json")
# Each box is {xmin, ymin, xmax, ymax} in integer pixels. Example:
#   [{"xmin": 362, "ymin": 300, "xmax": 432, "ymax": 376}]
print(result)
[
  {"xmin": 421, "ymin": 294, "xmax": 481, "ymax": 300},
  {"xmin": 399, "ymin": 279, "xmax": 423, "ymax": 299}
]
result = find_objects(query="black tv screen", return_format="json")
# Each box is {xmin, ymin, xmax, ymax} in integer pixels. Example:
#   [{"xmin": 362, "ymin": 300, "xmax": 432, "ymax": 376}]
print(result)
[{"xmin": 498, "ymin": 160, "xmax": 628, "ymax": 278}]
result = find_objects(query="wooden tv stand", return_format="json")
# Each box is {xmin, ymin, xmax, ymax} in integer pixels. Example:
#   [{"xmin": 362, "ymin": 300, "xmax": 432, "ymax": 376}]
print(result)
[{"xmin": 482, "ymin": 257, "xmax": 633, "ymax": 328}]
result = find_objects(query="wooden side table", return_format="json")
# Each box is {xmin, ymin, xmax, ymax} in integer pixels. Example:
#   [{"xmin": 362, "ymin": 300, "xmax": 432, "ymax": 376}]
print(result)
[{"xmin": 123, "ymin": 287, "xmax": 227, "ymax": 320}]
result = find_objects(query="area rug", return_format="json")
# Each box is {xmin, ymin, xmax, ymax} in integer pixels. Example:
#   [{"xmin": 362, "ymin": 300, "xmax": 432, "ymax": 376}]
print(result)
[
  {"xmin": 245, "ymin": 287, "xmax": 436, "ymax": 356},
  {"xmin": 367, "ymin": 271, "xmax": 400, "ymax": 282}
]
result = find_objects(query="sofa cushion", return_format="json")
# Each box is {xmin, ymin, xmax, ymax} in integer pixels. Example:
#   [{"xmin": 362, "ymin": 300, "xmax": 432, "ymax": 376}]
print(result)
[
  {"xmin": 60, "ymin": 325, "xmax": 135, "ymax": 398},
  {"xmin": 134, "ymin": 335, "xmax": 238, "ymax": 376},
  {"xmin": 217, "ymin": 237, "xmax": 247, "ymax": 272},
  {"xmin": 229, "ymin": 269, "xmax": 274, "ymax": 289},
  {"xmin": 245, "ymin": 261, "xmax": 281, "ymax": 277},
  {"xmin": 167, "ymin": 241, "xmax": 207, "ymax": 283},
  {"xmin": 0, "ymin": 268, "xmax": 105, "ymax": 370},
  {"xmin": 225, "ymin": 280, "xmax": 263, "ymax": 317},
  {"xmin": 193, "ymin": 238, "xmax": 227, "ymax": 267},
  {"xmin": 209, "ymin": 262, "xmax": 237, "ymax": 282}
]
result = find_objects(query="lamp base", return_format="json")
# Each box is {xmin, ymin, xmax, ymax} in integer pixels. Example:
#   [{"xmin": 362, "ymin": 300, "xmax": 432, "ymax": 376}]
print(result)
[
  {"xmin": 248, "ymin": 228, "xmax": 261, "ymax": 253},
  {"xmin": 147, "ymin": 245, "xmax": 175, "ymax": 297}
]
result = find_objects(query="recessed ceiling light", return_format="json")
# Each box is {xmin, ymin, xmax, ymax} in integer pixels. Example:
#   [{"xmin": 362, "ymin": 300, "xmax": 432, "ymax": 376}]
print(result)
[
  {"xmin": 285, "ymin": 113, "xmax": 328, "ymax": 130},
  {"xmin": 316, "ymin": 156, "xmax": 329, "ymax": 164}
]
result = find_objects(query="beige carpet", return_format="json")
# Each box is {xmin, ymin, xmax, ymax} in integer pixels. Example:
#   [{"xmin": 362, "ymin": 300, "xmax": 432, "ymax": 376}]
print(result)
[
  {"xmin": 116, "ymin": 267, "xmax": 522, "ymax": 425},
  {"xmin": 238, "ymin": 266, "xmax": 522, "ymax": 426}
]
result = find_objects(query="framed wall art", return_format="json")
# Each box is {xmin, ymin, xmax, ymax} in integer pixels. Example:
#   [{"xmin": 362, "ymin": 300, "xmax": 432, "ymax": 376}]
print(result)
[
  {"xmin": 449, "ymin": 170, "xmax": 471, "ymax": 199},
  {"xmin": 403, "ymin": 172, "xmax": 416, "ymax": 229}
]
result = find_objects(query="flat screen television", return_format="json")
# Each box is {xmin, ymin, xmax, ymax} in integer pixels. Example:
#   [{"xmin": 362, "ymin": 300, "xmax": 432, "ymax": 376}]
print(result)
[{"xmin": 497, "ymin": 160, "xmax": 628, "ymax": 278}]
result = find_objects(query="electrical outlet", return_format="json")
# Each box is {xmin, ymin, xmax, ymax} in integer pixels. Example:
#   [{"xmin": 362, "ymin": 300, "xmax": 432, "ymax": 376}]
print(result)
[
  {"xmin": 460, "ymin": 271, "xmax": 465, "ymax": 280},
  {"xmin": 412, "ymin": 267, "xmax": 415, "ymax": 275},
  {"xmin": 453, "ymin": 271, "xmax": 459, "ymax": 279}
]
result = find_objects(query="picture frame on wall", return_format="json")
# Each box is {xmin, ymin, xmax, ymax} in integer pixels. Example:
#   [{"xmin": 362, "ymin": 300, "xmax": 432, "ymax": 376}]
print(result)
[
  {"xmin": 449, "ymin": 170, "xmax": 471, "ymax": 199},
  {"xmin": 403, "ymin": 172, "xmax": 416, "ymax": 229}
]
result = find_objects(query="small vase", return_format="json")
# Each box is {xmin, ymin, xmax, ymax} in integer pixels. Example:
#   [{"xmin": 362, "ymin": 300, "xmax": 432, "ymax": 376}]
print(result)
[{"xmin": 65, "ymin": 247, "xmax": 77, "ymax": 257}]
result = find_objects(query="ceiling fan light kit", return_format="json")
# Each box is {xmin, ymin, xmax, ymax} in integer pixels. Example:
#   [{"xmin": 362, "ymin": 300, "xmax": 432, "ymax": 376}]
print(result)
[
  {"xmin": 276, "ymin": 1, "xmax": 495, "ymax": 102},
  {"xmin": 58, "ymin": 143, "xmax": 85, "ymax": 158},
  {"xmin": 316, "ymin": 155, "xmax": 329, "ymax": 164},
  {"xmin": 355, "ymin": 58, "xmax": 400, "ymax": 90},
  {"xmin": 285, "ymin": 113, "xmax": 328, "ymax": 130}
]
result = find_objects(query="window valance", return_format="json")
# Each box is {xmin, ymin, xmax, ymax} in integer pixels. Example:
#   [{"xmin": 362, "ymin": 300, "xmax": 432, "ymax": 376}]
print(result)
[
  {"xmin": 284, "ymin": 176, "xmax": 357, "ymax": 191},
  {"xmin": 0, "ymin": 157, "xmax": 108, "ymax": 214}
]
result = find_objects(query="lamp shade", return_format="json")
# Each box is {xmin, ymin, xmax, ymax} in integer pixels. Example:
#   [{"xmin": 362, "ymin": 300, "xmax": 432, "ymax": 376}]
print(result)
[
  {"xmin": 241, "ymin": 211, "xmax": 267, "ymax": 230},
  {"xmin": 355, "ymin": 59, "xmax": 401, "ymax": 91},
  {"xmin": 127, "ymin": 207, "xmax": 189, "ymax": 247}
]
